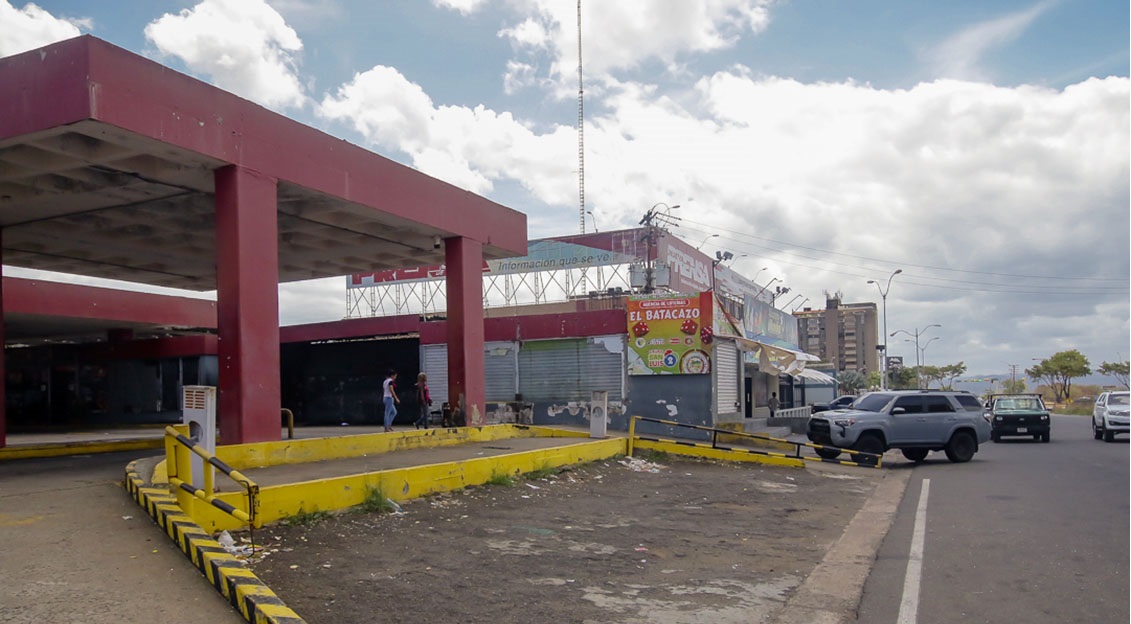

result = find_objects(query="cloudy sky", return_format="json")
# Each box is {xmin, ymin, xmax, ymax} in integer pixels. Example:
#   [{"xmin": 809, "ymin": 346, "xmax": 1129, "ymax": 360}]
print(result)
[{"xmin": 1, "ymin": 0, "xmax": 1128, "ymax": 380}]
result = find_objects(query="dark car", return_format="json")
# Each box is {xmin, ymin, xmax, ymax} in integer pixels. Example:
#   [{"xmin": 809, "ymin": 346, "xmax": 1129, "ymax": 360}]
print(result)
[
  {"xmin": 811, "ymin": 395, "xmax": 857, "ymax": 413},
  {"xmin": 986, "ymin": 394, "xmax": 1050, "ymax": 442}
]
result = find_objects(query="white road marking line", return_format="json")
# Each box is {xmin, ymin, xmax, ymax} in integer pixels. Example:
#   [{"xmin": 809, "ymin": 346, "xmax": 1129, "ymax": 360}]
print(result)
[{"xmin": 897, "ymin": 478, "xmax": 930, "ymax": 624}]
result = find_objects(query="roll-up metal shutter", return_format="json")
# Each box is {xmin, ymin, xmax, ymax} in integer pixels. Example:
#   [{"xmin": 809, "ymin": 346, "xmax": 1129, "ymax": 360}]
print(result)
[
  {"xmin": 484, "ymin": 341, "xmax": 518, "ymax": 401},
  {"xmin": 422, "ymin": 342, "xmax": 518, "ymax": 405},
  {"xmin": 421, "ymin": 344, "xmax": 448, "ymax": 407},
  {"xmin": 518, "ymin": 336, "xmax": 624, "ymax": 402},
  {"xmin": 715, "ymin": 339, "xmax": 739, "ymax": 415}
]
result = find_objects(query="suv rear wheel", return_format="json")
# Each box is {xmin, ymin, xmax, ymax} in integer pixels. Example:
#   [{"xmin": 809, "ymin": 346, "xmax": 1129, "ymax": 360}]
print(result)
[{"xmin": 944, "ymin": 430, "xmax": 976, "ymax": 463}]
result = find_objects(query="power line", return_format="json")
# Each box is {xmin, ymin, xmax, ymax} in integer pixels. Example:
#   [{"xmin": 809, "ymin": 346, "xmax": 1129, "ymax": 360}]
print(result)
[
  {"xmin": 676, "ymin": 216, "xmax": 1127, "ymax": 285},
  {"xmin": 675, "ymin": 221, "xmax": 1129, "ymax": 295}
]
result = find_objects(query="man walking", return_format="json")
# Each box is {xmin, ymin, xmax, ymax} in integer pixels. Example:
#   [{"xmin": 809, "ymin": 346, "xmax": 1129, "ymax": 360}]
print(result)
[{"xmin": 382, "ymin": 370, "xmax": 400, "ymax": 432}]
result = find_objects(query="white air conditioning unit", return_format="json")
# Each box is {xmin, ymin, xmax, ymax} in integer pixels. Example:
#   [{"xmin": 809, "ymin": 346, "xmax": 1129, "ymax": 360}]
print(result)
[
  {"xmin": 181, "ymin": 385, "xmax": 216, "ymax": 488},
  {"xmin": 590, "ymin": 390, "xmax": 609, "ymax": 439}
]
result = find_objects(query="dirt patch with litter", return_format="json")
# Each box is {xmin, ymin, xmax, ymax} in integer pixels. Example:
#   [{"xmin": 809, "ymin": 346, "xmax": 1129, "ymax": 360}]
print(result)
[{"xmin": 242, "ymin": 455, "xmax": 883, "ymax": 624}]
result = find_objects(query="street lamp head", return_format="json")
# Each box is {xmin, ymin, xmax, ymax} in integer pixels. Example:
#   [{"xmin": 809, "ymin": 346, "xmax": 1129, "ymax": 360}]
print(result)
[{"xmin": 893, "ymin": 269, "xmax": 903, "ymax": 275}]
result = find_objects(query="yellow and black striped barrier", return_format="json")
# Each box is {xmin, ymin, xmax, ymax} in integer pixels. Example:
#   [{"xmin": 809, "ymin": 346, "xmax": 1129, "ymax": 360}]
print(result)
[
  {"xmin": 124, "ymin": 461, "xmax": 305, "ymax": 624},
  {"xmin": 164, "ymin": 425, "xmax": 260, "ymax": 527},
  {"xmin": 628, "ymin": 415, "xmax": 882, "ymax": 469}
]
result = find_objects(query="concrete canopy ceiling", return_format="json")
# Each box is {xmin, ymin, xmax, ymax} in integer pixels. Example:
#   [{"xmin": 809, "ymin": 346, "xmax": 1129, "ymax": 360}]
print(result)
[{"xmin": 0, "ymin": 36, "xmax": 527, "ymax": 293}]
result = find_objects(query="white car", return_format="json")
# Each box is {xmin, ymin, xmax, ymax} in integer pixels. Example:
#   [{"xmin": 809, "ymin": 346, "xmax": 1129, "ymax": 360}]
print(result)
[{"xmin": 1092, "ymin": 391, "xmax": 1130, "ymax": 442}]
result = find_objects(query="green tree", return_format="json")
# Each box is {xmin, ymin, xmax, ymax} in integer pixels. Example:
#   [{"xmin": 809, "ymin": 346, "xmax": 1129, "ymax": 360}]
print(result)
[
  {"xmin": 838, "ymin": 369, "xmax": 868, "ymax": 394},
  {"xmin": 1028, "ymin": 350, "xmax": 1091, "ymax": 403},
  {"xmin": 1098, "ymin": 361, "xmax": 1130, "ymax": 389},
  {"xmin": 888, "ymin": 366, "xmax": 917, "ymax": 390},
  {"xmin": 1001, "ymin": 378, "xmax": 1028, "ymax": 394},
  {"xmin": 917, "ymin": 365, "xmax": 943, "ymax": 389},
  {"xmin": 938, "ymin": 362, "xmax": 968, "ymax": 390}
]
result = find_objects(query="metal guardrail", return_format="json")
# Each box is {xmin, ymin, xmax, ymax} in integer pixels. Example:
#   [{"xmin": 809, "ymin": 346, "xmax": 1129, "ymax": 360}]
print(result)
[
  {"xmin": 163, "ymin": 425, "xmax": 260, "ymax": 527},
  {"xmin": 627, "ymin": 415, "xmax": 883, "ymax": 468}
]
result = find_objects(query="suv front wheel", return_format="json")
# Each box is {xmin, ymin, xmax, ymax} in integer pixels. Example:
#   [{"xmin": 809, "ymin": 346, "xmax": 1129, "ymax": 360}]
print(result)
[
  {"xmin": 851, "ymin": 433, "xmax": 885, "ymax": 466},
  {"xmin": 944, "ymin": 430, "xmax": 977, "ymax": 463}
]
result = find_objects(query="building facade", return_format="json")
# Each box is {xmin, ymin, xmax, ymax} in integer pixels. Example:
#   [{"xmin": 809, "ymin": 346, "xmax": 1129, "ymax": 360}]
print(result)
[{"xmin": 793, "ymin": 295, "xmax": 879, "ymax": 375}]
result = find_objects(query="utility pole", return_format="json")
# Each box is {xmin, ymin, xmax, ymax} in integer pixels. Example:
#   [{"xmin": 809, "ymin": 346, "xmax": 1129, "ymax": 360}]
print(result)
[
  {"xmin": 1005, "ymin": 363, "xmax": 1020, "ymax": 388},
  {"xmin": 638, "ymin": 203, "xmax": 678, "ymax": 294}
]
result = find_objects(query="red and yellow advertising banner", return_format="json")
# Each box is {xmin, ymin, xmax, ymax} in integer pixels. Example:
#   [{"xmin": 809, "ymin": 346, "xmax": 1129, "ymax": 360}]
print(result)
[{"xmin": 627, "ymin": 292, "xmax": 714, "ymax": 375}]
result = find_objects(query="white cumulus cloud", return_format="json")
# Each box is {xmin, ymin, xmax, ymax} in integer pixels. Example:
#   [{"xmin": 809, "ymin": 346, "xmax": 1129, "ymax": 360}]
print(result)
[
  {"xmin": 144, "ymin": 0, "xmax": 307, "ymax": 110},
  {"xmin": 0, "ymin": 0, "xmax": 88, "ymax": 57}
]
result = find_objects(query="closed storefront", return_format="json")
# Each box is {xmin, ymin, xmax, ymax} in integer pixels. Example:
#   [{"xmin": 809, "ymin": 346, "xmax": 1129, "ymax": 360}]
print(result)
[
  {"xmin": 714, "ymin": 338, "xmax": 741, "ymax": 420},
  {"xmin": 421, "ymin": 341, "xmax": 519, "ymax": 408},
  {"xmin": 517, "ymin": 336, "xmax": 624, "ymax": 404}
]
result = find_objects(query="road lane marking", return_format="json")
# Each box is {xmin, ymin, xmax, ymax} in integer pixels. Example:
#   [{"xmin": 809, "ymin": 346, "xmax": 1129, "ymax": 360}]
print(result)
[{"xmin": 897, "ymin": 478, "xmax": 930, "ymax": 624}]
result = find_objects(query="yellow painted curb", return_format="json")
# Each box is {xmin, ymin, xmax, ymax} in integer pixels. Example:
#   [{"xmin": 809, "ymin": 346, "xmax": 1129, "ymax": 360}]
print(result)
[
  {"xmin": 185, "ymin": 434, "xmax": 627, "ymax": 532},
  {"xmin": 632, "ymin": 437, "xmax": 805, "ymax": 468}
]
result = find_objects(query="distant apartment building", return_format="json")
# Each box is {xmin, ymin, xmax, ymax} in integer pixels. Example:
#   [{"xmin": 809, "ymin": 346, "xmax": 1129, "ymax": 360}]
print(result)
[{"xmin": 793, "ymin": 295, "xmax": 879, "ymax": 374}]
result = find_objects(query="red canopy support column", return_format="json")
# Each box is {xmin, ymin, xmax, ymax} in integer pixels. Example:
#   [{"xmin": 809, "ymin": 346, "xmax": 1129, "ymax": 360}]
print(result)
[
  {"xmin": 445, "ymin": 237, "xmax": 486, "ymax": 427},
  {"xmin": 0, "ymin": 228, "xmax": 6, "ymax": 448},
  {"xmin": 214, "ymin": 165, "xmax": 281, "ymax": 444}
]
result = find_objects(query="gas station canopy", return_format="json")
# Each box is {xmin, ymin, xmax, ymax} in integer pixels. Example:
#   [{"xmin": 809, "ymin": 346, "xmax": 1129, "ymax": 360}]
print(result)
[{"xmin": 0, "ymin": 35, "xmax": 526, "ymax": 291}]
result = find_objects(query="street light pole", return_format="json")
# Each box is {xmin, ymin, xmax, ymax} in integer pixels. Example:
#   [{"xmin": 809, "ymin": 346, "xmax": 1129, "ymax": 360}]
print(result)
[
  {"xmin": 695, "ymin": 233, "xmax": 719, "ymax": 250},
  {"xmin": 919, "ymin": 336, "xmax": 939, "ymax": 371},
  {"xmin": 753, "ymin": 276, "xmax": 780, "ymax": 301},
  {"xmin": 892, "ymin": 324, "xmax": 941, "ymax": 389},
  {"xmin": 867, "ymin": 269, "xmax": 902, "ymax": 390}
]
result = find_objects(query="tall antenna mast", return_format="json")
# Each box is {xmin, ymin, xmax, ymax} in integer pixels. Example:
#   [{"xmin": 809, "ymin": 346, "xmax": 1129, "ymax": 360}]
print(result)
[{"xmin": 577, "ymin": 0, "xmax": 586, "ymax": 234}]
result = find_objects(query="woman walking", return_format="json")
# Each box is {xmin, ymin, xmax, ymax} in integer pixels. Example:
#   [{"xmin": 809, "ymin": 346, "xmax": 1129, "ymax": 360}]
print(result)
[
  {"xmin": 414, "ymin": 372, "xmax": 432, "ymax": 429},
  {"xmin": 382, "ymin": 370, "xmax": 400, "ymax": 432}
]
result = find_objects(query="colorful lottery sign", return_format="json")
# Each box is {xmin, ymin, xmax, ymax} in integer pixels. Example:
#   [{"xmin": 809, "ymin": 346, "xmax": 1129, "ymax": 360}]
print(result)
[{"xmin": 626, "ymin": 292, "xmax": 714, "ymax": 375}]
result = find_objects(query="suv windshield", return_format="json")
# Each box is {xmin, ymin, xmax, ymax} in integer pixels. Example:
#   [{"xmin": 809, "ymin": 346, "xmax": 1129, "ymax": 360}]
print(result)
[
  {"xmin": 853, "ymin": 393, "xmax": 895, "ymax": 412},
  {"xmin": 1109, "ymin": 393, "xmax": 1129, "ymax": 406},
  {"xmin": 995, "ymin": 397, "xmax": 1044, "ymax": 411}
]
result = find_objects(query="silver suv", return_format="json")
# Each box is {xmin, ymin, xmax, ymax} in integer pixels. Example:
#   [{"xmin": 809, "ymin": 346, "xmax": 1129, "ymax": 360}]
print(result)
[{"xmin": 806, "ymin": 390, "xmax": 991, "ymax": 464}]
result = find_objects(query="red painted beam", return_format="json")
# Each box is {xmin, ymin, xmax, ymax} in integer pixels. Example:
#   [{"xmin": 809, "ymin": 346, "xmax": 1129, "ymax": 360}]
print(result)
[
  {"xmin": 419, "ymin": 309, "xmax": 627, "ymax": 345},
  {"xmin": 3, "ymin": 277, "xmax": 217, "ymax": 327}
]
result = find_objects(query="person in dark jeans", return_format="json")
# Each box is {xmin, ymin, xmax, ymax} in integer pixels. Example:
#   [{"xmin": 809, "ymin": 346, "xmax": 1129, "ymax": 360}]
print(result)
[
  {"xmin": 769, "ymin": 392, "xmax": 780, "ymax": 418},
  {"xmin": 414, "ymin": 373, "xmax": 432, "ymax": 429}
]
